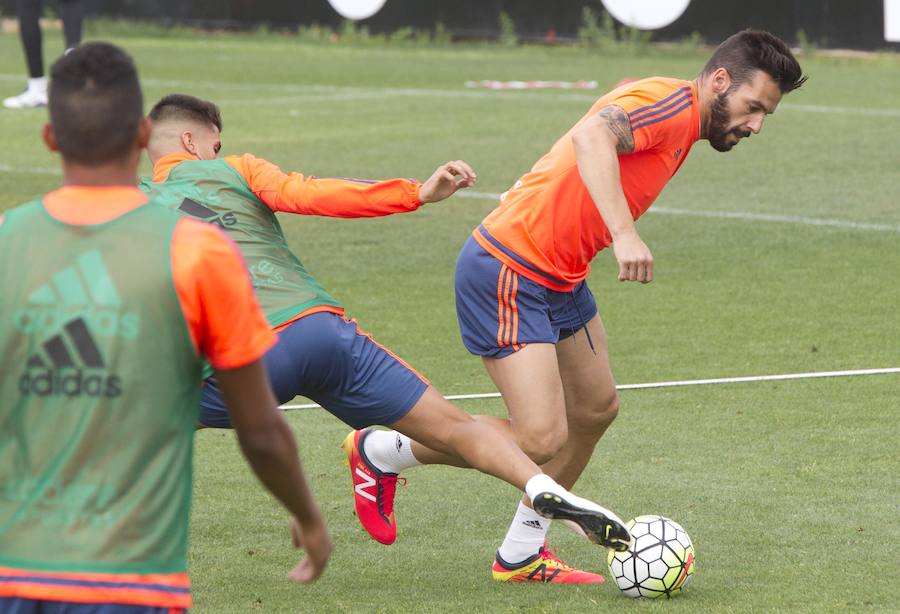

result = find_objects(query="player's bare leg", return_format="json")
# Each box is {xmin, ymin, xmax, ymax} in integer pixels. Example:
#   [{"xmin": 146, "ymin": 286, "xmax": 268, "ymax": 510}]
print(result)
[
  {"xmin": 440, "ymin": 315, "xmax": 614, "ymax": 493},
  {"xmin": 390, "ymin": 386, "xmax": 539, "ymax": 490},
  {"xmin": 401, "ymin": 344, "xmax": 567, "ymax": 466},
  {"xmin": 343, "ymin": 382, "xmax": 628, "ymax": 551},
  {"xmin": 541, "ymin": 314, "xmax": 619, "ymax": 491},
  {"xmin": 478, "ymin": 339, "xmax": 625, "ymax": 579}
]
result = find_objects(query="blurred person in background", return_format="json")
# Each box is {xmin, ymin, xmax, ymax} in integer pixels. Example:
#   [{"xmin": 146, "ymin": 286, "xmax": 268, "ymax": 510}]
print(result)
[{"xmin": 4, "ymin": 0, "xmax": 83, "ymax": 108}]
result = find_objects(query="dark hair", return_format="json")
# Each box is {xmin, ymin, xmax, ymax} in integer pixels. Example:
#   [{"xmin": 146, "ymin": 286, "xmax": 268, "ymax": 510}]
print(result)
[
  {"xmin": 702, "ymin": 29, "xmax": 807, "ymax": 94},
  {"xmin": 48, "ymin": 42, "xmax": 143, "ymax": 165},
  {"xmin": 148, "ymin": 94, "xmax": 222, "ymax": 132}
]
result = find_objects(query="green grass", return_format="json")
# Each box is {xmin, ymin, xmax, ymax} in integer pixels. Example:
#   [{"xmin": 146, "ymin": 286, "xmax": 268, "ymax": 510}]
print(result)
[{"xmin": 1, "ymin": 31, "xmax": 898, "ymax": 613}]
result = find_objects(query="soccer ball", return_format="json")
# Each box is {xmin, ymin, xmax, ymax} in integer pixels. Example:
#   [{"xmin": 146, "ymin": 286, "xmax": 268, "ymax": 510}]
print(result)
[{"xmin": 607, "ymin": 515, "xmax": 695, "ymax": 598}]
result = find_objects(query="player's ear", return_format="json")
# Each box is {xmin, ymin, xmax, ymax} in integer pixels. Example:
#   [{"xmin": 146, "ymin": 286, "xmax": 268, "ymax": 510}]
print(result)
[
  {"xmin": 711, "ymin": 67, "xmax": 731, "ymax": 94},
  {"xmin": 180, "ymin": 130, "xmax": 196, "ymax": 156},
  {"xmin": 135, "ymin": 117, "xmax": 152, "ymax": 150},
  {"xmin": 42, "ymin": 123, "xmax": 59, "ymax": 153}
]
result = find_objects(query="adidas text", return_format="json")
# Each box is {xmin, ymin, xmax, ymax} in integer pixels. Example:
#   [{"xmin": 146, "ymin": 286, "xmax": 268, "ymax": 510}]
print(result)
[{"xmin": 19, "ymin": 369, "xmax": 122, "ymax": 398}]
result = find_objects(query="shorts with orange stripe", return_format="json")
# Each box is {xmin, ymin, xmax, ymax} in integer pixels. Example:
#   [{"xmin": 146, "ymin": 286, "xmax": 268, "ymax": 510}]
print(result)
[
  {"xmin": 199, "ymin": 312, "xmax": 429, "ymax": 430},
  {"xmin": 454, "ymin": 236, "xmax": 598, "ymax": 358},
  {"xmin": 0, "ymin": 598, "xmax": 184, "ymax": 613}
]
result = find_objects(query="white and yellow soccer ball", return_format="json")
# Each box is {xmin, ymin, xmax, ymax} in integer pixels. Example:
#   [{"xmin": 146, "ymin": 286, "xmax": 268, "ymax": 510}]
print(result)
[{"xmin": 607, "ymin": 515, "xmax": 695, "ymax": 598}]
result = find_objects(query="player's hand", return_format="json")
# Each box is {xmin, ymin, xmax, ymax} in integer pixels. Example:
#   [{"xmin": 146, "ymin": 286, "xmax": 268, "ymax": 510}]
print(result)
[
  {"xmin": 612, "ymin": 230, "xmax": 654, "ymax": 283},
  {"xmin": 287, "ymin": 515, "xmax": 333, "ymax": 584},
  {"xmin": 418, "ymin": 160, "xmax": 477, "ymax": 203}
]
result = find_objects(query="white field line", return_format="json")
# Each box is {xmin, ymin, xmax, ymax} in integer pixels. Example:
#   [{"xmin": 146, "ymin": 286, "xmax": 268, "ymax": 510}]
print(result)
[
  {"xmin": 179, "ymin": 82, "xmax": 900, "ymax": 116},
  {"xmin": 213, "ymin": 91, "xmax": 900, "ymax": 117},
  {"xmin": 455, "ymin": 190, "xmax": 900, "ymax": 233},
  {"xmin": 279, "ymin": 367, "xmax": 900, "ymax": 410},
  {"xmin": 3, "ymin": 72, "xmax": 898, "ymax": 116},
  {"xmin": 1, "ymin": 167, "xmax": 897, "ymax": 233},
  {"xmin": 650, "ymin": 207, "xmax": 900, "ymax": 232},
  {"xmin": 0, "ymin": 163, "xmax": 59, "ymax": 175}
]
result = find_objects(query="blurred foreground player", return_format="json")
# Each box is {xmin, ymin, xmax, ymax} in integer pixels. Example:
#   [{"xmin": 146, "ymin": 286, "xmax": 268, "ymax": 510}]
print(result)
[
  {"xmin": 142, "ymin": 94, "xmax": 632, "ymax": 579},
  {"xmin": 0, "ymin": 43, "xmax": 330, "ymax": 613},
  {"xmin": 370, "ymin": 30, "xmax": 807, "ymax": 582}
]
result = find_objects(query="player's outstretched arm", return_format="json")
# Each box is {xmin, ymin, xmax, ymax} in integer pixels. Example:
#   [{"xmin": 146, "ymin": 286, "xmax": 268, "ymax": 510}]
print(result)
[
  {"xmin": 572, "ymin": 105, "xmax": 654, "ymax": 283},
  {"xmin": 216, "ymin": 359, "xmax": 333, "ymax": 584},
  {"xmin": 228, "ymin": 154, "xmax": 475, "ymax": 218},
  {"xmin": 418, "ymin": 159, "xmax": 477, "ymax": 203}
]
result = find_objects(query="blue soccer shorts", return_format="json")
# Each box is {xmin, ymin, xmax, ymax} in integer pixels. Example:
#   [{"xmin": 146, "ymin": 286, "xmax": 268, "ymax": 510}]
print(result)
[
  {"xmin": 199, "ymin": 311, "xmax": 429, "ymax": 430},
  {"xmin": 454, "ymin": 235, "xmax": 598, "ymax": 359},
  {"xmin": 0, "ymin": 598, "xmax": 184, "ymax": 614}
]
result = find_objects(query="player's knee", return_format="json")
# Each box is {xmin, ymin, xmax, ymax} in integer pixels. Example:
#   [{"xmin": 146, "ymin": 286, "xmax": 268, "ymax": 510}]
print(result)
[
  {"xmin": 518, "ymin": 425, "xmax": 568, "ymax": 464},
  {"xmin": 578, "ymin": 390, "xmax": 619, "ymax": 434},
  {"xmin": 601, "ymin": 391, "xmax": 620, "ymax": 423}
]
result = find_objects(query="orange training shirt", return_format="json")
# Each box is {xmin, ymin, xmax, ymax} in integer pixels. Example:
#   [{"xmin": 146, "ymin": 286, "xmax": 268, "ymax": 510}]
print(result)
[
  {"xmin": 476, "ymin": 77, "xmax": 700, "ymax": 291},
  {"xmin": 152, "ymin": 152, "xmax": 422, "ymax": 217}
]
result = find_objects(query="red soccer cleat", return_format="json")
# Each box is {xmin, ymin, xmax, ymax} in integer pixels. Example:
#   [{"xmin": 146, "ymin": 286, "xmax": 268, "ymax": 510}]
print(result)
[
  {"xmin": 491, "ymin": 542, "xmax": 606, "ymax": 584},
  {"xmin": 342, "ymin": 429, "xmax": 405, "ymax": 545}
]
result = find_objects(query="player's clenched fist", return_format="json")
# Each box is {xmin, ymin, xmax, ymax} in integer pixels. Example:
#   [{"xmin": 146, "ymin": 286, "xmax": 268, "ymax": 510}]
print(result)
[{"xmin": 612, "ymin": 230, "xmax": 654, "ymax": 283}]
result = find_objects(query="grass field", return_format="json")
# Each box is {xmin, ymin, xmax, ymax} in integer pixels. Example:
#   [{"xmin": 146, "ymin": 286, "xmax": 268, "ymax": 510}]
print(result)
[{"xmin": 1, "ymin": 30, "xmax": 898, "ymax": 613}]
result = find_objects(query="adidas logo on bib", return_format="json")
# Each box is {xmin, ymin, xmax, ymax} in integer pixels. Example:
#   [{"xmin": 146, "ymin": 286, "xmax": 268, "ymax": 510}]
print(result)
[
  {"xmin": 14, "ymin": 248, "xmax": 133, "ymax": 398},
  {"xmin": 19, "ymin": 317, "xmax": 122, "ymax": 398}
]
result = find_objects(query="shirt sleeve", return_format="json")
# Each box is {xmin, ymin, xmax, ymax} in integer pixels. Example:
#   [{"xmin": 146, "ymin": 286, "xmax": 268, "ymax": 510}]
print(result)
[
  {"xmin": 224, "ymin": 153, "xmax": 422, "ymax": 218},
  {"xmin": 607, "ymin": 83, "xmax": 695, "ymax": 154},
  {"xmin": 170, "ymin": 217, "xmax": 276, "ymax": 370}
]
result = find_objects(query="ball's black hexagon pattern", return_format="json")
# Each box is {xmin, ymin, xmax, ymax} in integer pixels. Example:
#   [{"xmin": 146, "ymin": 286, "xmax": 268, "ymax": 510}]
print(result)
[{"xmin": 607, "ymin": 515, "xmax": 696, "ymax": 599}]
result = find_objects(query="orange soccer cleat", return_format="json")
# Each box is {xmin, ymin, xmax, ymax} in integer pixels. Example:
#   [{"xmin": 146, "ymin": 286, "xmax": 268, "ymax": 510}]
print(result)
[{"xmin": 492, "ymin": 542, "xmax": 606, "ymax": 584}]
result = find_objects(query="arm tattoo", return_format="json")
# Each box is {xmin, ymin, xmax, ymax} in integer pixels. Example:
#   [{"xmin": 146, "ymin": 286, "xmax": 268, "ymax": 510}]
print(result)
[{"xmin": 597, "ymin": 105, "xmax": 635, "ymax": 154}]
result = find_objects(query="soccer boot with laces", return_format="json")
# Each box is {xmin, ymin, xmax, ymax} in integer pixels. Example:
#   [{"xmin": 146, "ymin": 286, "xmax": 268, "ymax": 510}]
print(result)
[
  {"xmin": 342, "ymin": 429, "xmax": 405, "ymax": 545},
  {"xmin": 532, "ymin": 491, "xmax": 632, "ymax": 552},
  {"xmin": 491, "ymin": 542, "xmax": 605, "ymax": 584}
]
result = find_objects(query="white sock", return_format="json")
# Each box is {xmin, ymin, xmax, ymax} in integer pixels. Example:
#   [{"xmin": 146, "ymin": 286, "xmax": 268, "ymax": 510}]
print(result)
[
  {"xmin": 496, "ymin": 501, "xmax": 550, "ymax": 565},
  {"xmin": 524, "ymin": 473, "xmax": 567, "ymax": 503},
  {"xmin": 362, "ymin": 429, "xmax": 420, "ymax": 474},
  {"xmin": 27, "ymin": 77, "xmax": 47, "ymax": 94}
]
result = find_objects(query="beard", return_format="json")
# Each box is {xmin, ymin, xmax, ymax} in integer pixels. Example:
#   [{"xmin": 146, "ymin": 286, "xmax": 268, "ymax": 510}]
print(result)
[{"xmin": 707, "ymin": 91, "xmax": 751, "ymax": 152}]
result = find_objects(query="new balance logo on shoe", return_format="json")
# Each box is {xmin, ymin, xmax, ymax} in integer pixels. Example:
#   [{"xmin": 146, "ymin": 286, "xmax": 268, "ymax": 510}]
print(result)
[
  {"xmin": 178, "ymin": 198, "xmax": 236, "ymax": 228},
  {"xmin": 13, "ymin": 248, "xmax": 139, "ymax": 339},
  {"xmin": 527, "ymin": 563, "xmax": 561, "ymax": 583},
  {"xmin": 522, "ymin": 520, "xmax": 544, "ymax": 530},
  {"xmin": 19, "ymin": 317, "xmax": 122, "ymax": 398},
  {"xmin": 354, "ymin": 466, "xmax": 377, "ymax": 503}
]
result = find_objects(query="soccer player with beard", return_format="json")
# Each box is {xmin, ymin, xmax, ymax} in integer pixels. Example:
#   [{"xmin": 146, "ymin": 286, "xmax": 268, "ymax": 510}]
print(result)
[{"xmin": 366, "ymin": 30, "xmax": 806, "ymax": 582}]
